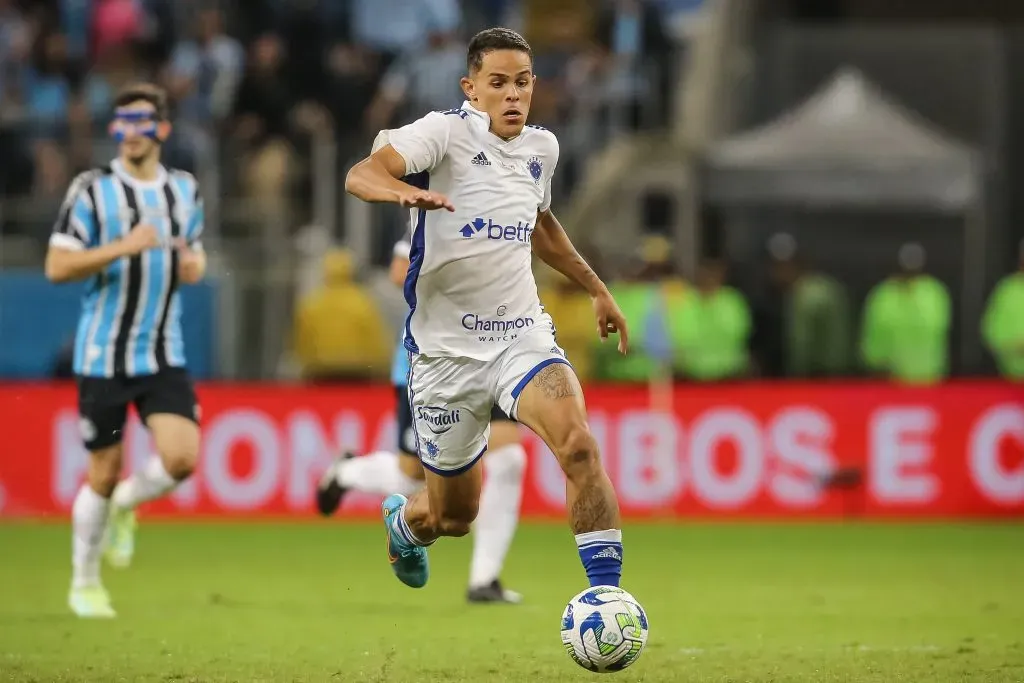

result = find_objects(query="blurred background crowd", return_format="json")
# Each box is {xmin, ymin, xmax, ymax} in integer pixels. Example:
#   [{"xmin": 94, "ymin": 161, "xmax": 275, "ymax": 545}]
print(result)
[{"xmin": 1, "ymin": 0, "xmax": 1023, "ymax": 386}]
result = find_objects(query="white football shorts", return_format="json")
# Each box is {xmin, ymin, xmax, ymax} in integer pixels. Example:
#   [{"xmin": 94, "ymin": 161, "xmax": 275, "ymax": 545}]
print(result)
[{"xmin": 407, "ymin": 322, "xmax": 572, "ymax": 475}]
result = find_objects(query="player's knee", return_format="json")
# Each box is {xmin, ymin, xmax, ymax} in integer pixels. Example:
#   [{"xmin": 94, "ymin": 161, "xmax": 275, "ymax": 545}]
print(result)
[
  {"xmin": 160, "ymin": 448, "xmax": 198, "ymax": 481},
  {"xmin": 552, "ymin": 425, "xmax": 601, "ymax": 481},
  {"xmin": 88, "ymin": 468, "xmax": 120, "ymax": 497},
  {"xmin": 88, "ymin": 446, "xmax": 123, "ymax": 496}
]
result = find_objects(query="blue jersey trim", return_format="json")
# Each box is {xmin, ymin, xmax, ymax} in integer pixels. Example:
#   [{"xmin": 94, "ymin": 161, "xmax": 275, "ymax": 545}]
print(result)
[{"xmin": 402, "ymin": 172, "xmax": 429, "ymax": 354}]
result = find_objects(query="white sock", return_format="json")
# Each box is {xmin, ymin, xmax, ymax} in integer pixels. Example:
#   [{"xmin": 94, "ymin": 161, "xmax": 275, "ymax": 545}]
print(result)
[
  {"xmin": 336, "ymin": 451, "xmax": 422, "ymax": 497},
  {"xmin": 111, "ymin": 456, "xmax": 178, "ymax": 510},
  {"xmin": 469, "ymin": 444, "xmax": 526, "ymax": 588},
  {"xmin": 72, "ymin": 485, "xmax": 110, "ymax": 589}
]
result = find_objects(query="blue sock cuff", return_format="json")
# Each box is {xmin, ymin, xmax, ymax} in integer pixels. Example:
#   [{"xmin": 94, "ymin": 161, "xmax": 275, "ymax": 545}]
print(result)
[{"xmin": 576, "ymin": 529, "xmax": 623, "ymax": 587}]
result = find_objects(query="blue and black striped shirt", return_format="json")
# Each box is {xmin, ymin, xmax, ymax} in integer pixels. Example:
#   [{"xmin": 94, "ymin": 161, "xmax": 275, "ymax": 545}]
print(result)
[{"xmin": 50, "ymin": 159, "xmax": 204, "ymax": 378}]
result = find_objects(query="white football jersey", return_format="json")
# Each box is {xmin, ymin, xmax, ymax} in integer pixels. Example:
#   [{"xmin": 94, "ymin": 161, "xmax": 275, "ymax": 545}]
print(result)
[{"xmin": 387, "ymin": 100, "xmax": 558, "ymax": 361}]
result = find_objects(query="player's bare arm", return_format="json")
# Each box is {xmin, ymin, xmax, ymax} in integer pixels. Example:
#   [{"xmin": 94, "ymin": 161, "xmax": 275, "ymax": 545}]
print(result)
[
  {"xmin": 389, "ymin": 254, "xmax": 411, "ymax": 288},
  {"xmin": 345, "ymin": 145, "xmax": 454, "ymax": 212},
  {"xmin": 45, "ymin": 224, "xmax": 161, "ymax": 283},
  {"xmin": 533, "ymin": 210, "xmax": 629, "ymax": 354}
]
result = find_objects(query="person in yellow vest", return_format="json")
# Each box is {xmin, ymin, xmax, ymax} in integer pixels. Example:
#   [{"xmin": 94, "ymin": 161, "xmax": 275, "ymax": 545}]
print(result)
[
  {"xmin": 538, "ymin": 270, "xmax": 596, "ymax": 382},
  {"xmin": 291, "ymin": 248, "xmax": 391, "ymax": 382},
  {"xmin": 861, "ymin": 243, "xmax": 951, "ymax": 385},
  {"xmin": 673, "ymin": 258, "xmax": 752, "ymax": 381},
  {"xmin": 982, "ymin": 239, "xmax": 1024, "ymax": 381}
]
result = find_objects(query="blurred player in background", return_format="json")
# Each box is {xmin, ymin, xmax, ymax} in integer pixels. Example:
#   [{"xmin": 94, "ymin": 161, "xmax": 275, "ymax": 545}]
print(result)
[
  {"xmin": 45, "ymin": 83, "xmax": 206, "ymax": 618},
  {"xmin": 344, "ymin": 28, "xmax": 629, "ymax": 593},
  {"xmin": 317, "ymin": 130, "xmax": 525, "ymax": 604}
]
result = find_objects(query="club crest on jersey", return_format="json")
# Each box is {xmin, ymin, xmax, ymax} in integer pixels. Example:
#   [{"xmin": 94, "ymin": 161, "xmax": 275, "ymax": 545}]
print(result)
[
  {"xmin": 528, "ymin": 156, "xmax": 543, "ymax": 183},
  {"xmin": 423, "ymin": 439, "xmax": 440, "ymax": 460}
]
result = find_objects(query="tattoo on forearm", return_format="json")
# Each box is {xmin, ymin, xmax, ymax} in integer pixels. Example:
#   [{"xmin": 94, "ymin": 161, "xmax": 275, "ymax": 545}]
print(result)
[
  {"xmin": 535, "ymin": 364, "xmax": 577, "ymax": 399},
  {"xmin": 570, "ymin": 481, "xmax": 615, "ymax": 533}
]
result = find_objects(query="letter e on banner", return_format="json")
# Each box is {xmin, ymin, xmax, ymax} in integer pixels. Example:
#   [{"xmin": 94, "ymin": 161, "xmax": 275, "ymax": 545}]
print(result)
[{"xmin": 869, "ymin": 407, "xmax": 939, "ymax": 504}]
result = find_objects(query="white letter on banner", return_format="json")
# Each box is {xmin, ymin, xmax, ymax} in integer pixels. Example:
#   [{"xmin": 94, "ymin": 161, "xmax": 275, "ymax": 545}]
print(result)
[
  {"xmin": 689, "ymin": 409, "xmax": 763, "ymax": 508},
  {"xmin": 969, "ymin": 404, "xmax": 1024, "ymax": 505},
  {"xmin": 617, "ymin": 410, "xmax": 681, "ymax": 507},
  {"xmin": 287, "ymin": 411, "xmax": 342, "ymax": 509},
  {"xmin": 869, "ymin": 407, "xmax": 939, "ymax": 503},
  {"xmin": 769, "ymin": 407, "xmax": 835, "ymax": 507},
  {"xmin": 204, "ymin": 409, "xmax": 281, "ymax": 509}
]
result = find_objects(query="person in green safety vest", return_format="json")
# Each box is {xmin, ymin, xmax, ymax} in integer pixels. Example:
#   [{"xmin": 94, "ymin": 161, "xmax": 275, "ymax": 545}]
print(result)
[
  {"xmin": 861, "ymin": 243, "xmax": 951, "ymax": 385},
  {"xmin": 767, "ymin": 233, "xmax": 852, "ymax": 378},
  {"xmin": 982, "ymin": 239, "xmax": 1024, "ymax": 381},
  {"xmin": 591, "ymin": 236, "xmax": 684, "ymax": 382},
  {"xmin": 673, "ymin": 258, "xmax": 752, "ymax": 381}
]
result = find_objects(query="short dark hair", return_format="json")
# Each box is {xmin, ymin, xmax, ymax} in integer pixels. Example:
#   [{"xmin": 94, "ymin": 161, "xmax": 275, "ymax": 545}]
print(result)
[
  {"xmin": 467, "ymin": 28, "xmax": 533, "ymax": 73},
  {"xmin": 113, "ymin": 82, "xmax": 170, "ymax": 120}
]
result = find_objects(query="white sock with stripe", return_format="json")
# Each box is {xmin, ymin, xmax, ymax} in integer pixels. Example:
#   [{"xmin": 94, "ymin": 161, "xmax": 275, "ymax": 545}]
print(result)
[{"xmin": 469, "ymin": 444, "xmax": 526, "ymax": 588}]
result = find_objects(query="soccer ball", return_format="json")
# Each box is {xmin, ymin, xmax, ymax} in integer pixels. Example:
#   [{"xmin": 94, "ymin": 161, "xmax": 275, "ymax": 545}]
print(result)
[{"xmin": 560, "ymin": 585, "xmax": 649, "ymax": 673}]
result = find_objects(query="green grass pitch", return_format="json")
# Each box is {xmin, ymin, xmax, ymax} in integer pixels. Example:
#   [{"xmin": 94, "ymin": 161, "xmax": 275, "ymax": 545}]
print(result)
[{"xmin": 0, "ymin": 521, "xmax": 1022, "ymax": 682}]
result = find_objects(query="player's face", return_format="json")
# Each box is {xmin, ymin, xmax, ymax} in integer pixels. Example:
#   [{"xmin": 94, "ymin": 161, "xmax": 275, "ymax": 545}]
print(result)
[
  {"xmin": 462, "ymin": 49, "xmax": 535, "ymax": 140},
  {"xmin": 110, "ymin": 100, "xmax": 168, "ymax": 164}
]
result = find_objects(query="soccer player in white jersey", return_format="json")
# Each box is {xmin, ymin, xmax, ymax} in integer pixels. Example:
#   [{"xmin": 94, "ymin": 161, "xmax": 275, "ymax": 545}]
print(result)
[
  {"xmin": 318, "ymin": 137, "xmax": 526, "ymax": 601},
  {"xmin": 344, "ymin": 28, "xmax": 630, "ymax": 592}
]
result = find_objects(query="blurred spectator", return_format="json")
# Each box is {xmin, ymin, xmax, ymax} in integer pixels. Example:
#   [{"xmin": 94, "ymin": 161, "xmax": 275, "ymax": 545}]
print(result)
[
  {"xmin": 861, "ymin": 243, "xmax": 951, "ymax": 385},
  {"xmin": 539, "ymin": 271, "xmax": 596, "ymax": 382},
  {"xmin": 348, "ymin": 0, "xmax": 460, "ymax": 58},
  {"xmin": 767, "ymin": 233, "xmax": 852, "ymax": 378},
  {"xmin": 165, "ymin": 6, "xmax": 244, "ymax": 169},
  {"xmin": 982, "ymin": 240, "xmax": 1024, "ymax": 381},
  {"xmin": 673, "ymin": 258, "xmax": 751, "ymax": 381},
  {"xmin": 60, "ymin": 0, "xmax": 91, "ymax": 62},
  {"xmin": 592, "ymin": 0, "xmax": 673, "ymax": 130},
  {"xmin": 516, "ymin": 0, "xmax": 594, "ymax": 124},
  {"xmin": 0, "ymin": 0, "xmax": 34, "ymax": 198},
  {"xmin": 23, "ymin": 31, "xmax": 76, "ymax": 195},
  {"xmin": 291, "ymin": 248, "xmax": 391, "ymax": 382},
  {"xmin": 592, "ymin": 236, "xmax": 677, "ymax": 382},
  {"xmin": 363, "ymin": 24, "xmax": 466, "ymax": 132},
  {"xmin": 232, "ymin": 33, "xmax": 301, "ymax": 215},
  {"xmin": 320, "ymin": 0, "xmax": 458, "ymax": 138},
  {"xmin": 92, "ymin": 0, "xmax": 143, "ymax": 58}
]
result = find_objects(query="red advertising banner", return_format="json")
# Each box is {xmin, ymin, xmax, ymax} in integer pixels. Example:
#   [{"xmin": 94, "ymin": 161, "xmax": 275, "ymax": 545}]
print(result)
[{"xmin": 0, "ymin": 382, "xmax": 1021, "ymax": 519}]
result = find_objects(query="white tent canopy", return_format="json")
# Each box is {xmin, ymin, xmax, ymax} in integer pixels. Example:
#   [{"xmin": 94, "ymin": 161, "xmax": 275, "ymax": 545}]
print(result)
[{"xmin": 703, "ymin": 68, "xmax": 981, "ymax": 211}]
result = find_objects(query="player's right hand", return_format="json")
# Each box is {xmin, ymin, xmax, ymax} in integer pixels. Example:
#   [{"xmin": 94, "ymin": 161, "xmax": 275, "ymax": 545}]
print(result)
[
  {"xmin": 398, "ymin": 189, "xmax": 455, "ymax": 212},
  {"xmin": 120, "ymin": 224, "xmax": 161, "ymax": 255}
]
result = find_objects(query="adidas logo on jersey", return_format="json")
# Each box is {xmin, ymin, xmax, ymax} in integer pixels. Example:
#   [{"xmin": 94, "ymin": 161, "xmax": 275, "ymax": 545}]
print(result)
[
  {"xmin": 592, "ymin": 546, "xmax": 622, "ymax": 561},
  {"xmin": 470, "ymin": 151, "xmax": 491, "ymax": 166}
]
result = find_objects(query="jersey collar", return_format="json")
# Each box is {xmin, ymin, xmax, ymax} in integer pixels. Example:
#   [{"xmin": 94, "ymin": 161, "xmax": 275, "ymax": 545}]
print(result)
[{"xmin": 111, "ymin": 157, "xmax": 168, "ymax": 190}]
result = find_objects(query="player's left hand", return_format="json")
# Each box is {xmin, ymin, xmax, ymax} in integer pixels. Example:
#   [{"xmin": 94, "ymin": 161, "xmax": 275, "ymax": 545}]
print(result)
[
  {"xmin": 175, "ymin": 239, "xmax": 205, "ymax": 284},
  {"xmin": 592, "ymin": 290, "xmax": 629, "ymax": 354}
]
